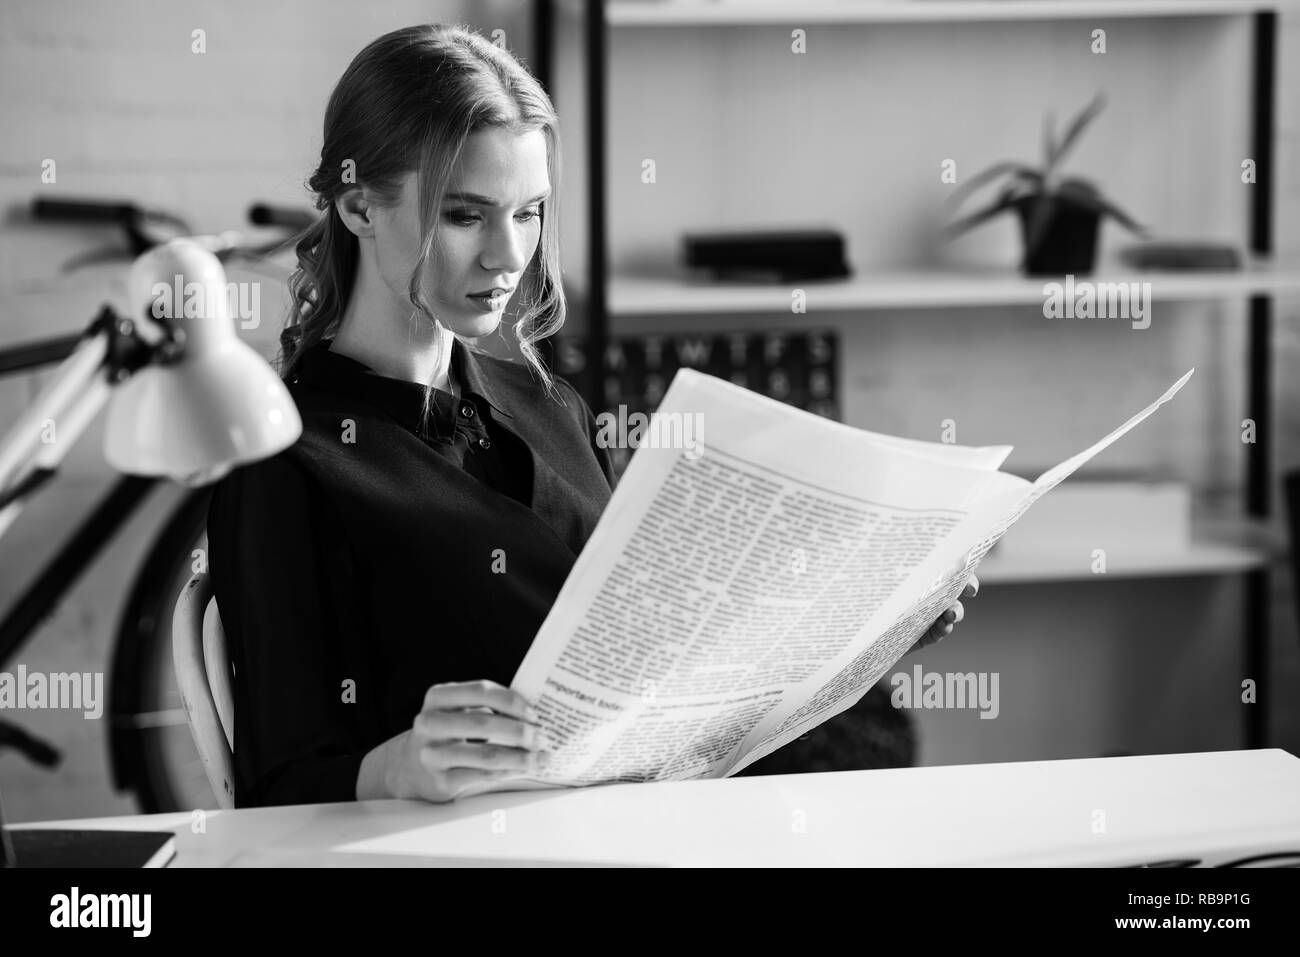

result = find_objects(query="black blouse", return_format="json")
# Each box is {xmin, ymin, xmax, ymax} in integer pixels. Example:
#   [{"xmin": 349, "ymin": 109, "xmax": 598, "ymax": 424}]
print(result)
[{"xmin": 206, "ymin": 336, "xmax": 618, "ymax": 807}]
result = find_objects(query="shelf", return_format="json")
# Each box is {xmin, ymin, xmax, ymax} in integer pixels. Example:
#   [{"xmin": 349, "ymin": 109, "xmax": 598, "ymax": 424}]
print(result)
[
  {"xmin": 977, "ymin": 541, "xmax": 1271, "ymax": 584},
  {"xmin": 976, "ymin": 516, "xmax": 1282, "ymax": 584},
  {"xmin": 582, "ymin": 0, "xmax": 1280, "ymax": 27},
  {"xmin": 607, "ymin": 260, "xmax": 1300, "ymax": 315}
]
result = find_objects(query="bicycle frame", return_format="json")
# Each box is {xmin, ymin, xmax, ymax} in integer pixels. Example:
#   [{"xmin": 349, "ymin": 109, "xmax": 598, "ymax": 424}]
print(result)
[{"xmin": 0, "ymin": 330, "xmax": 161, "ymax": 670}]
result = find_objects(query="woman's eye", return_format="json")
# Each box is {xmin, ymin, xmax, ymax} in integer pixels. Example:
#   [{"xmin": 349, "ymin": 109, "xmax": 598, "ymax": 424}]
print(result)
[{"xmin": 443, "ymin": 208, "xmax": 542, "ymax": 227}]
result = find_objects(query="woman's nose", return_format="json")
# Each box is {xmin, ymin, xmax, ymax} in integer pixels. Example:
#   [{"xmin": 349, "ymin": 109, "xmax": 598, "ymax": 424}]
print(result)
[{"xmin": 480, "ymin": 222, "xmax": 529, "ymax": 275}]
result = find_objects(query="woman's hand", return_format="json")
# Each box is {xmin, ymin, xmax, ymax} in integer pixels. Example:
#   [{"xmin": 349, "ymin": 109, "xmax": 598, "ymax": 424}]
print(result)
[
  {"xmin": 908, "ymin": 574, "xmax": 979, "ymax": 654},
  {"xmin": 364, "ymin": 679, "xmax": 551, "ymax": 803}
]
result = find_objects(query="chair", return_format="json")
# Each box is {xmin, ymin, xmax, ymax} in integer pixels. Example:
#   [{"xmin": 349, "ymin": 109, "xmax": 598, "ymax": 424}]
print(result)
[{"xmin": 172, "ymin": 572, "xmax": 236, "ymax": 809}]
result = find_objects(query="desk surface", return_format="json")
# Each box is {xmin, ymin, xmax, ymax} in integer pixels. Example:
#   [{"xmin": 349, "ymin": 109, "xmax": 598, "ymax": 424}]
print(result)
[{"xmin": 13, "ymin": 749, "xmax": 1300, "ymax": 867}]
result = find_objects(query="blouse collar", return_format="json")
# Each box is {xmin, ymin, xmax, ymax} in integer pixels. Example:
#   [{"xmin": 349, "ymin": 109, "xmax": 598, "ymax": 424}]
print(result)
[{"xmin": 293, "ymin": 336, "xmax": 514, "ymax": 440}]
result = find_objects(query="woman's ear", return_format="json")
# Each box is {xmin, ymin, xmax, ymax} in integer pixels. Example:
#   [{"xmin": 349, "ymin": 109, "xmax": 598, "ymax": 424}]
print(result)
[{"xmin": 334, "ymin": 186, "xmax": 377, "ymax": 239}]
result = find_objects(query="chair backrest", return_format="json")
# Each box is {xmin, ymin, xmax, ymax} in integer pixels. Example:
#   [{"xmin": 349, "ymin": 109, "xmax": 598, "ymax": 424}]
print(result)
[{"xmin": 172, "ymin": 573, "xmax": 235, "ymax": 809}]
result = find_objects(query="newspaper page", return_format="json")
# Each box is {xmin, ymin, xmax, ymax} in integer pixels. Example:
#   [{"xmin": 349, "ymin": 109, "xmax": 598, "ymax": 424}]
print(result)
[
  {"xmin": 728, "ymin": 368, "xmax": 1195, "ymax": 773},
  {"xmin": 509, "ymin": 368, "xmax": 1194, "ymax": 789}
]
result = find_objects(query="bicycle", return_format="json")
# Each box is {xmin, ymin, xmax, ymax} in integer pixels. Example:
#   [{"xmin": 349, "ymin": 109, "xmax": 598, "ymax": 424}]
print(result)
[{"xmin": 0, "ymin": 197, "xmax": 310, "ymax": 812}]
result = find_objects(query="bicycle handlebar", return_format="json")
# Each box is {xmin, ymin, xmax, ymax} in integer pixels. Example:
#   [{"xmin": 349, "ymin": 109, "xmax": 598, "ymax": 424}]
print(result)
[
  {"xmin": 29, "ymin": 196, "xmax": 314, "ymax": 268},
  {"xmin": 248, "ymin": 203, "xmax": 315, "ymax": 229},
  {"xmin": 34, "ymin": 197, "xmax": 314, "ymax": 231},
  {"xmin": 32, "ymin": 198, "xmax": 141, "ymax": 225}
]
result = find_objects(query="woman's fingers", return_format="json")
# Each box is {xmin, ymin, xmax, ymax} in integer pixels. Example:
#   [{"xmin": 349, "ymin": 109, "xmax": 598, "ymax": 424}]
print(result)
[
  {"xmin": 424, "ymin": 742, "xmax": 548, "ymax": 774},
  {"xmin": 441, "ymin": 768, "xmax": 534, "ymax": 801},
  {"xmin": 403, "ymin": 681, "xmax": 554, "ymax": 803},
  {"xmin": 422, "ymin": 679, "xmax": 537, "ymax": 721},
  {"xmin": 414, "ymin": 708, "xmax": 547, "ymax": 750},
  {"xmin": 914, "ymin": 579, "xmax": 977, "ymax": 651}
]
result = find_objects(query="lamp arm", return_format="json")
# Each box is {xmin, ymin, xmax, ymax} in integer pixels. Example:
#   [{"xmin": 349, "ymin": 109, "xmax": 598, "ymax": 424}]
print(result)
[{"xmin": 0, "ymin": 305, "xmax": 157, "ymax": 545}]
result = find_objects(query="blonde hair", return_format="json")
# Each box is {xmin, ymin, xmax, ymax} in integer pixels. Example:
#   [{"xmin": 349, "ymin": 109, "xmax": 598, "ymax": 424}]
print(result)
[{"xmin": 277, "ymin": 23, "xmax": 566, "ymax": 420}]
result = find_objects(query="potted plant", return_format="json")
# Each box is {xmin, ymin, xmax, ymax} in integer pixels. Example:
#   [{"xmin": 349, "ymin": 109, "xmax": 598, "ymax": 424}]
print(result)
[{"xmin": 946, "ymin": 92, "xmax": 1148, "ymax": 276}]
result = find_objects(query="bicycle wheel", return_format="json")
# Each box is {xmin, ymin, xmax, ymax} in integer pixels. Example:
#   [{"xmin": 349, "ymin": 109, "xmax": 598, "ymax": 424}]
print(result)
[{"xmin": 109, "ymin": 487, "xmax": 218, "ymax": 812}]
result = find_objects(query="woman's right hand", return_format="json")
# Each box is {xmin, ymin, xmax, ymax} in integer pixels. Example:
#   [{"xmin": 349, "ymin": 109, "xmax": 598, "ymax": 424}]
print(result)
[{"xmin": 381, "ymin": 680, "xmax": 552, "ymax": 803}]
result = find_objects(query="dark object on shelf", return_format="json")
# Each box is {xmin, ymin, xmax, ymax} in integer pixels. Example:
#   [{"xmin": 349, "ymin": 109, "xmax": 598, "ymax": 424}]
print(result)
[
  {"xmin": 1015, "ymin": 194, "xmax": 1101, "ymax": 275},
  {"xmin": 7, "ymin": 828, "xmax": 176, "ymax": 867},
  {"xmin": 946, "ymin": 92, "xmax": 1147, "ymax": 276},
  {"xmin": 683, "ymin": 228, "xmax": 851, "ymax": 282},
  {"xmin": 554, "ymin": 328, "xmax": 838, "ymax": 416},
  {"xmin": 552, "ymin": 329, "xmax": 839, "ymax": 478},
  {"xmin": 1119, "ymin": 241, "xmax": 1243, "ymax": 271}
]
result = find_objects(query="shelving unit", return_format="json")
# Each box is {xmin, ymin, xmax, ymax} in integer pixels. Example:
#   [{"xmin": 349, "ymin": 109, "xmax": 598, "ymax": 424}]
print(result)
[
  {"xmin": 594, "ymin": 0, "xmax": 1278, "ymax": 27},
  {"xmin": 541, "ymin": 0, "xmax": 1287, "ymax": 748},
  {"xmin": 609, "ymin": 259, "xmax": 1300, "ymax": 314},
  {"xmin": 980, "ymin": 511, "xmax": 1284, "ymax": 584},
  {"xmin": 977, "ymin": 542, "xmax": 1268, "ymax": 584},
  {"xmin": 977, "ymin": 505, "xmax": 1285, "ymax": 585}
]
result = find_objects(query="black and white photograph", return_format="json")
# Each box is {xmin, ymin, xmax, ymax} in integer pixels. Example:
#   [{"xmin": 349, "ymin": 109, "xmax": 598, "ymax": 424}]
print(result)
[{"xmin": 0, "ymin": 0, "xmax": 1298, "ymax": 925}]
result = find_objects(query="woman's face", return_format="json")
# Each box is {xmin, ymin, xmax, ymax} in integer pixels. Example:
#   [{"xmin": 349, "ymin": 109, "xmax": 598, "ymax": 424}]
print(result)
[{"xmin": 375, "ymin": 128, "xmax": 551, "ymax": 339}]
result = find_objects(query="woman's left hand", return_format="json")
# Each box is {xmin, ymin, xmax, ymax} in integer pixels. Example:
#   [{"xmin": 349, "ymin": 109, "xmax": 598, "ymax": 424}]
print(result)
[{"xmin": 908, "ymin": 574, "xmax": 979, "ymax": 654}]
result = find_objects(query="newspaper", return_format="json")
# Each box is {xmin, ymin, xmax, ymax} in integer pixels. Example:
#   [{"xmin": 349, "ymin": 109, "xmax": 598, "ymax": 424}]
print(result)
[{"xmin": 509, "ymin": 367, "xmax": 1194, "ymax": 788}]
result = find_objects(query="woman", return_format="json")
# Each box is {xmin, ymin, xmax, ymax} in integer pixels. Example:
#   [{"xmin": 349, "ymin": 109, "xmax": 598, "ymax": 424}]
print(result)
[{"xmin": 207, "ymin": 23, "xmax": 975, "ymax": 809}]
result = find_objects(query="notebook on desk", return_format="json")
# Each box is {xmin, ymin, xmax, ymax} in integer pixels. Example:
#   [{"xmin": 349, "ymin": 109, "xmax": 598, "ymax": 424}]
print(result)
[{"xmin": 7, "ymin": 829, "xmax": 176, "ymax": 868}]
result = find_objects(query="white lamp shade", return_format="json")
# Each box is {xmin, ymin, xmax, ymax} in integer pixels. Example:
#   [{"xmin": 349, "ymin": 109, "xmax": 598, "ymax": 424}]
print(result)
[
  {"xmin": 104, "ymin": 339, "xmax": 302, "ymax": 485},
  {"xmin": 103, "ymin": 240, "xmax": 303, "ymax": 485}
]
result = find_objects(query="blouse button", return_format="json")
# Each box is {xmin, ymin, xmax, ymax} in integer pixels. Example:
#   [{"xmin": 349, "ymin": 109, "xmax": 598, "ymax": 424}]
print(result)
[
  {"xmin": 478, "ymin": 437, "xmax": 492, "ymax": 450},
  {"xmin": 460, "ymin": 403, "xmax": 475, "ymax": 418}
]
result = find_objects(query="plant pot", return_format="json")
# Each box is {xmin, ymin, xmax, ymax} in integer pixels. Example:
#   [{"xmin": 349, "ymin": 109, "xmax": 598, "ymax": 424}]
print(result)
[{"xmin": 1014, "ymin": 195, "xmax": 1101, "ymax": 276}]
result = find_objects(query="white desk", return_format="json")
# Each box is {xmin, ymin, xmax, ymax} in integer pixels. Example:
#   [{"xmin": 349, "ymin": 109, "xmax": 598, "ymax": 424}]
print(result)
[{"xmin": 12, "ymin": 749, "xmax": 1300, "ymax": 867}]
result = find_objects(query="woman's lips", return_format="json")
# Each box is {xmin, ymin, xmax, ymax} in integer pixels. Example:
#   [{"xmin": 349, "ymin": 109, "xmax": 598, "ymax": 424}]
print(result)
[{"xmin": 467, "ymin": 292, "xmax": 508, "ymax": 311}]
